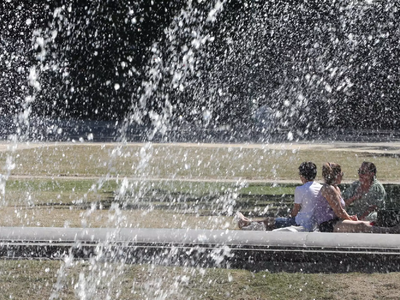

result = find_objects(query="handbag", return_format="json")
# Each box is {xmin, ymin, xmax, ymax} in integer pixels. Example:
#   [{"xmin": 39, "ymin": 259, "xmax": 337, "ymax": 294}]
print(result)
[{"xmin": 376, "ymin": 210, "xmax": 400, "ymax": 227}]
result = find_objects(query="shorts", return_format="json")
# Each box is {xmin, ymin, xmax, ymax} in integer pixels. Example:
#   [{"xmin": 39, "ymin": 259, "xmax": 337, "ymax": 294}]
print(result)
[
  {"xmin": 318, "ymin": 218, "xmax": 340, "ymax": 232},
  {"xmin": 275, "ymin": 217, "xmax": 297, "ymax": 229}
]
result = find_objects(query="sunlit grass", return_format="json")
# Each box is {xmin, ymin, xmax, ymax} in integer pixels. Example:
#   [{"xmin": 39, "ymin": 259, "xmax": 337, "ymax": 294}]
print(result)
[
  {"xmin": 1, "ymin": 177, "xmax": 291, "ymax": 229},
  {"xmin": 1, "ymin": 143, "xmax": 399, "ymax": 181},
  {"xmin": 4, "ymin": 179, "xmax": 116, "ymax": 206},
  {"xmin": 0, "ymin": 206, "xmax": 234, "ymax": 230},
  {"xmin": 1, "ymin": 260, "xmax": 400, "ymax": 299}
]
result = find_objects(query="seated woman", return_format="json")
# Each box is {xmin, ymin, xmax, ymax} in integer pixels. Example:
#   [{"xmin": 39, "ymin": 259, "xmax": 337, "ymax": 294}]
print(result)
[
  {"xmin": 343, "ymin": 161, "xmax": 386, "ymax": 221},
  {"xmin": 314, "ymin": 162, "xmax": 358, "ymax": 232},
  {"xmin": 316, "ymin": 162, "xmax": 400, "ymax": 233},
  {"xmin": 237, "ymin": 161, "xmax": 322, "ymax": 232}
]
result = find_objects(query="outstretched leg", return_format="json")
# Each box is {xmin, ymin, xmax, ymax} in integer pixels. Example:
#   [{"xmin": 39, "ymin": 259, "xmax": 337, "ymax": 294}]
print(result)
[
  {"xmin": 334, "ymin": 220, "xmax": 400, "ymax": 233},
  {"xmin": 334, "ymin": 220, "xmax": 374, "ymax": 233},
  {"xmin": 236, "ymin": 212, "xmax": 252, "ymax": 229},
  {"xmin": 235, "ymin": 212, "xmax": 275, "ymax": 231}
]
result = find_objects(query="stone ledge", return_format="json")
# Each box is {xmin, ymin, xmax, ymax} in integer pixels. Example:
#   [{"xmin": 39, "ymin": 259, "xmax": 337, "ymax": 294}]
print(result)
[{"xmin": 1, "ymin": 227, "xmax": 400, "ymax": 273}]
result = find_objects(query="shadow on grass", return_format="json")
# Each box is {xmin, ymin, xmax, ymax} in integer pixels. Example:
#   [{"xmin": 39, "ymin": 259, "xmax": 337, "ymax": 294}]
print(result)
[
  {"xmin": 23, "ymin": 181, "xmax": 400, "ymax": 220},
  {"xmin": 31, "ymin": 187, "xmax": 295, "ymax": 217}
]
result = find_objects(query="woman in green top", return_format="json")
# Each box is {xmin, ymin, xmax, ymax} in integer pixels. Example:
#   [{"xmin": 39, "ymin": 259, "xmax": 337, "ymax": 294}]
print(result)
[{"xmin": 343, "ymin": 162, "xmax": 386, "ymax": 221}]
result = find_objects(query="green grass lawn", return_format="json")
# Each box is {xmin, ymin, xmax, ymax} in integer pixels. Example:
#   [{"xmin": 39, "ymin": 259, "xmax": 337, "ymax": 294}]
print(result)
[
  {"xmin": 0, "ymin": 178, "xmax": 294, "ymax": 229},
  {"xmin": 1, "ymin": 260, "xmax": 400, "ymax": 300},
  {"xmin": 2, "ymin": 144, "xmax": 400, "ymax": 181}
]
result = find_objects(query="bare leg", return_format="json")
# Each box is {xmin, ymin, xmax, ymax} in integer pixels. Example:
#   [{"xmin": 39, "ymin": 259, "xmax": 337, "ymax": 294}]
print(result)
[
  {"xmin": 236, "ymin": 212, "xmax": 275, "ymax": 231},
  {"xmin": 334, "ymin": 220, "xmax": 400, "ymax": 234},
  {"xmin": 334, "ymin": 220, "xmax": 374, "ymax": 233},
  {"xmin": 236, "ymin": 212, "xmax": 252, "ymax": 229}
]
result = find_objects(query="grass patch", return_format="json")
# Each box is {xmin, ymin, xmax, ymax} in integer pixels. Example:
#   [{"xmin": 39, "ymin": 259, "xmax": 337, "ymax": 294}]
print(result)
[
  {"xmin": 4, "ymin": 179, "xmax": 116, "ymax": 206},
  {"xmin": 1, "ymin": 178, "xmax": 292, "ymax": 228},
  {"xmin": 1, "ymin": 144, "xmax": 400, "ymax": 181},
  {"xmin": 1, "ymin": 260, "xmax": 400, "ymax": 299},
  {"xmin": 0, "ymin": 206, "xmax": 234, "ymax": 229}
]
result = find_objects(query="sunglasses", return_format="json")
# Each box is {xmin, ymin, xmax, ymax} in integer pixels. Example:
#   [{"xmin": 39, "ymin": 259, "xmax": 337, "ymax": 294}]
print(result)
[{"xmin": 358, "ymin": 169, "xmax": 370, "ymax": 175}]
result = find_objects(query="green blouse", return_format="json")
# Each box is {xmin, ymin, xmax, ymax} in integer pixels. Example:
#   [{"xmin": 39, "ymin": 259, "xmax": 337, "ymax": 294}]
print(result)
[{"xmin": 342, "ymin": 178, "xmax": 386, "ymax": 220}]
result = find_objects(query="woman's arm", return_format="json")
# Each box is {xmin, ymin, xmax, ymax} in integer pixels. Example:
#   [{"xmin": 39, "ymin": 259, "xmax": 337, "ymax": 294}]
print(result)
[{"xmin": 322, "ymin": 186, "xmax": 353, "ymax": 221}]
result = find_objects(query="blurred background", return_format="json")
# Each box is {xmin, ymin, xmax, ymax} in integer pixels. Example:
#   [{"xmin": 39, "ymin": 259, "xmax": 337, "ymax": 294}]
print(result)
[{"xmin": 1, "ymin": 0, "xmax": 399, "ymax": 142}]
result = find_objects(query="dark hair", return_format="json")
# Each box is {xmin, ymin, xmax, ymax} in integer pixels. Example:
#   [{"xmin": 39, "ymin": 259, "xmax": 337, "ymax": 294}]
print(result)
[
  {"xmin": 298, "ymin": 162, "xmax": 317, "ymax": 181},
  {"xmin": 322, "ymin": 162, "xmax": 342, "ymax": 185},
  {"xmin": 361, "ymin": 161, "xmax": 377, "ymax": 175}
]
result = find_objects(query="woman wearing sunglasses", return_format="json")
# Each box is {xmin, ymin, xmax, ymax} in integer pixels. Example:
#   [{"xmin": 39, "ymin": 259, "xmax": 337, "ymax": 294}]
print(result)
[{"xmin": 342, "ymin": 161, "xmax": 386, "ymax": 221}]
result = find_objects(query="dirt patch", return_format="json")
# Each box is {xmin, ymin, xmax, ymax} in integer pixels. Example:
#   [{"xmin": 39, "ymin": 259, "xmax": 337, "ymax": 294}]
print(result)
[{"xmin": 326, "ymin": 273, "xmax": 400, "ymax": 300}]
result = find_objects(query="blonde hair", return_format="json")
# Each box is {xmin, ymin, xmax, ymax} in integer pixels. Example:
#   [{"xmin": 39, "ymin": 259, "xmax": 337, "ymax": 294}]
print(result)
[{"xmin": 322, "ymin": 162, "xmax": 342, "ymax": 185}]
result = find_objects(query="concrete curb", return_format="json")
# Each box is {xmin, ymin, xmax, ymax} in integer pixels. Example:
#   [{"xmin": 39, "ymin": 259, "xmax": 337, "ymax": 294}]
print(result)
[{"xmin": 1, "ymin": 227, "xmax": 400, "ymax": 273}]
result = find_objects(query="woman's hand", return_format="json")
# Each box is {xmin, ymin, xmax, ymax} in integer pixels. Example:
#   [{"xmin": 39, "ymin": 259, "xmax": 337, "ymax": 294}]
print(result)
[
  {"xmin": 321, "ymin": 184, "xmax": 354, "ymax": 221},
  {"xmin": 344, "ymin": 188, "xmax": 363, "ymax": 207},
  {"xmin": 349, "ymin": 215, "xmax": 358, "ymax": 221}
]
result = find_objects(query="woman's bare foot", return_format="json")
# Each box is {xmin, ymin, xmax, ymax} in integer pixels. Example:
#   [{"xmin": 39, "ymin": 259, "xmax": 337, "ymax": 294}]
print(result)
[{"xmin": 235, "ymin": 211, "xmax": 251, "ymax": 229}]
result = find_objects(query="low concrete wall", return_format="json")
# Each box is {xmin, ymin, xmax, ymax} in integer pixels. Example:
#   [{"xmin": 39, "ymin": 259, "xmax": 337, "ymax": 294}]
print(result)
[{"xmin": 1, "ymin": 227, "xmax": 400, "ymax": 273}]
